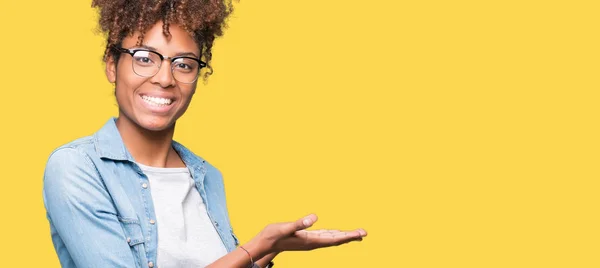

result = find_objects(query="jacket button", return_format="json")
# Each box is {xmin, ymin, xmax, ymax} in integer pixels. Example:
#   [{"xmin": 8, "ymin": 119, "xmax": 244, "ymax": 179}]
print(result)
[
  {"xmin": 126, "ymin": 237, "xmax": 131, "ymax": 243},
  {"xmin": 142, "ymin": 183, "xmax": 148, "ymax": 189},
  {"xmin": 148, "ymin": 261, "xmax": 155, "ymax": 267},
  {"xmin": 150, "ymin": 219, "xmax": 156, "ymax": 225}
]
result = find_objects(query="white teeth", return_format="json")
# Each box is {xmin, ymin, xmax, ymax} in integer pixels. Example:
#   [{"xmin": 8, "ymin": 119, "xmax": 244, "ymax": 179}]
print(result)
[{"xmin": 142, "ymin": 95, "xmax": 173, "ymax": 106}]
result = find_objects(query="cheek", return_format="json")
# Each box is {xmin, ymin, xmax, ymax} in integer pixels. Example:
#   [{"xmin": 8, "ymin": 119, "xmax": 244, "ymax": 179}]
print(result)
[
  {"xmin": 180, "ymin": 85, "xmax": 197, "ymax": 103},
  {"xmin": 175, "ymin": 87, "xmax": 196, "ymax": 115},
  {"xmin": 115, "ymin": 72, "xmax": 147, "ymax": 97}
]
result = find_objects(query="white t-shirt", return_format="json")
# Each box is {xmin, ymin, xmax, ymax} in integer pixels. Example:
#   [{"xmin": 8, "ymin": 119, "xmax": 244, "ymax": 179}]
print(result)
[{"xmin": 138, "ymin": 163, "xmax": 228, "ymax": 268}]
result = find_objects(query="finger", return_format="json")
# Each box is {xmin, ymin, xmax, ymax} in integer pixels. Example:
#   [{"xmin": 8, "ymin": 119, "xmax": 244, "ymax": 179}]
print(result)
[
  {"xmin": 296, "ymin": 229, "xmax": 357, "ymax": 240},
  {"xmin": 358, "ymin": 228, "xmax": 368, "ymax": 237},
  {"xmin": 282, "ymin": 214, "xmax": 318, "ymax": 234},
  {"xmin": 307, "ymin": 229, "xmax": 331, "ymax": 235},
  {"xmin": 342, "ymin": 228, "xmax": 367, "ymax": 238},
  {"xmin": 328, "ymin": 233, "xmax": 364, "ymax": 246},
  {"xmin": 302, "ymin": 228, "xmax": 363, "ymax": 237},
  {"xmin": 294, "ymin": 230, "xmax": 342, "ymax": 244},
  {"xmin": 305, "ymin": 229, "xmax": 366, "ymax": 247},
  {"xmin": 303, "ymin": 230, "xmax": 333, "ymax": 239},
  {"xmin": 333, "ymin": 231, "xmax": 364, "ymax": 242},
  {"xmin": 293, "ymin": 229, "xmax": 328, "ymax": 238},
  {"xmin": 330, "ymin": 229, "xmax": 367, "ymax": 238}
]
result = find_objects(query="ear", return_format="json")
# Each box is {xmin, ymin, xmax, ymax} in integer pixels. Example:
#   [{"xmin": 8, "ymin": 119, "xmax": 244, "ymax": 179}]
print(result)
[{"xmin": 105, "ymin": 55, "xmax": 117, "ymax": 83}]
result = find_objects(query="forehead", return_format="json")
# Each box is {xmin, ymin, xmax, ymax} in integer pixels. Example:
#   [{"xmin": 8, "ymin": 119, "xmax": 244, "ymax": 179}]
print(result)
[{"xmin": 122, "ymin": 22, "xmax": 199, "ymax": 56}]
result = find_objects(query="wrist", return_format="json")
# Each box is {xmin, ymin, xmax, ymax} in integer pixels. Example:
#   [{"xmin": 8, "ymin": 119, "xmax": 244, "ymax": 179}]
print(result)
[{"xmin": 241, "ymin": 237, "xmax": 272, "ymax": 261}]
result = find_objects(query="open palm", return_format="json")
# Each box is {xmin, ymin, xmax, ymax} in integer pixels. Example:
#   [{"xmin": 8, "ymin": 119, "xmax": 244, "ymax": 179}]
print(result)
[{"xmin": 258, "ymin": 214, "xmax": 367, "ymax": 252}]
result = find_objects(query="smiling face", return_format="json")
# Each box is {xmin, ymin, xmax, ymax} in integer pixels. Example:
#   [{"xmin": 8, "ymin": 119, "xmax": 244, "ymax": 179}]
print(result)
[{"xmin": 106, "ymin": 21, "xmax": 201, "ymax": 132}]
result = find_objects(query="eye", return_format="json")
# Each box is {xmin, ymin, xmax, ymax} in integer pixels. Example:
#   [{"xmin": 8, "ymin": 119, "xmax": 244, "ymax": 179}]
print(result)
[
  {"xmin": 134, "ymin": 56, "xmax": 154, "ymax": 64},
  {"xmin": 140, "ymin": 57, "xmax": 151, "ymax": 63},
  {"xmin": 172, "ymin": 58, "xmax": 198, "ymax": 73},
  {"xmin": 132, "ymin": 51, "xmax": 157, "ymax": 66},
  {"xmin": 175, "ymin": 63, "xmax": 191, "ymax": 70}
]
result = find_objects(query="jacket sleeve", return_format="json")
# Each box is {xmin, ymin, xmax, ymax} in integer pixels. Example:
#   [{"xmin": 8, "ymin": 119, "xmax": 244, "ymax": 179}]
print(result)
[{"xmin": 43, "ymin": 147, "xmax": 139, "ymax": 268}]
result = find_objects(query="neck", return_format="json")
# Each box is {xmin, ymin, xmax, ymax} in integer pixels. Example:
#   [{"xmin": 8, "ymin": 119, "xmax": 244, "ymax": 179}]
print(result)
[{"xmin": 115, "ymin": 115, "xmax": 183, "ymax": 168}]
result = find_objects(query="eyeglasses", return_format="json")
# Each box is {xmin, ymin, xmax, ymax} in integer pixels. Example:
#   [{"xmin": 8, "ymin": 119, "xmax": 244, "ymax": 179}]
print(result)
[{"xmin": 112, "ymin": 46, "xmax": 207, "ymax": 84}]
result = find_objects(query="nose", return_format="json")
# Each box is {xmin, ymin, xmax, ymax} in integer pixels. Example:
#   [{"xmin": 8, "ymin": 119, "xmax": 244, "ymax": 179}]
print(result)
[{"xmin": 150, "ymin": 59, "xmax": 175, "ymax": 88}]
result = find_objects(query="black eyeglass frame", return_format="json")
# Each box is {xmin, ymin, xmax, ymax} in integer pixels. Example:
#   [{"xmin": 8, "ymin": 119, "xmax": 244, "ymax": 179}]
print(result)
[{"xmin": 111, "ymin": 46, "xmax": 207, "ymax": 84}]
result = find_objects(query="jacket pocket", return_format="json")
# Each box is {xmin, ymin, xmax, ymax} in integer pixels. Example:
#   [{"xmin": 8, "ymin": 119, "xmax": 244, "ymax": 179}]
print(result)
[{"xmin": 119, "ymin": 217, "xmax": 147, "ymax": 268}]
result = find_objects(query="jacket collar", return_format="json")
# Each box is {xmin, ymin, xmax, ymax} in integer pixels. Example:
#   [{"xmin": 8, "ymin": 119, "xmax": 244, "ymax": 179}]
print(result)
[
  {"xmin": 93, "ymin": 118, "xmax": 205, "ymax": 170},
  {"xmin": 94, "ymin": 118, "xmax": 132, "ymax": 161}
]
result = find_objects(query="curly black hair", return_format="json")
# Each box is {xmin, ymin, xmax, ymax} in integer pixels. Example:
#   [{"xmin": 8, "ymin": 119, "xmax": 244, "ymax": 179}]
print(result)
[{"xmin": 92, "ymin": 0, "xmax": 234, "ymax": 79}]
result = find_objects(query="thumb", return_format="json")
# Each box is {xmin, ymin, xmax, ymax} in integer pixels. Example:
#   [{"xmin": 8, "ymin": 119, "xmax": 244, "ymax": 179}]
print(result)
[{"xmin": 283, "ymin": 214, "xmax": 318, "ymax": 234}]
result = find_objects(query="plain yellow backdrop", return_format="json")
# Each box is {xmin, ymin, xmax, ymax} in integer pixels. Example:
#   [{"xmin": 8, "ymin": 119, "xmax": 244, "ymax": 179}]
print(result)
[{"xmin": 0, "ymin": 0, "xmax": 599, "ymax": 267}]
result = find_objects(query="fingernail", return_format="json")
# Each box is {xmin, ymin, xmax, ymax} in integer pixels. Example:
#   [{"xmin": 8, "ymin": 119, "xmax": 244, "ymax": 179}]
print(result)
[{"xmin": 303, "ymin": 219, "xmax": 311, "ymax": 226}]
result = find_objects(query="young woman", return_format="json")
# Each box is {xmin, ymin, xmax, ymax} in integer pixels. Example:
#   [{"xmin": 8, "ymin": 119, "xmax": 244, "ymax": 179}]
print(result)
[{"xmin": 42, "ymin": 0, "xmax": 367, "ymax": 267}]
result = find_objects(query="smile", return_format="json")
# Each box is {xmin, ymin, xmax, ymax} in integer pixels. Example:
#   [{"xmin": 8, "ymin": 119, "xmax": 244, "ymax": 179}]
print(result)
[{"xmin": 141, "ymin": 95, "xmax": 173, "ymax": 106}]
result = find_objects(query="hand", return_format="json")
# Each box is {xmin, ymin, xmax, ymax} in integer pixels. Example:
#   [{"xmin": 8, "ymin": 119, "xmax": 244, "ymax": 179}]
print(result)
[{"xmin": 250, "ymin": 214, "xmax": 367, "ymax": 255}]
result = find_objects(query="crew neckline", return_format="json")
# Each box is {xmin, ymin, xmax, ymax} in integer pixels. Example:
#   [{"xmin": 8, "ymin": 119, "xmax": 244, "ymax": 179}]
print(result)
[{"xmin": 136, "ymin": 162, "xmax": 190, "ymax": 174}]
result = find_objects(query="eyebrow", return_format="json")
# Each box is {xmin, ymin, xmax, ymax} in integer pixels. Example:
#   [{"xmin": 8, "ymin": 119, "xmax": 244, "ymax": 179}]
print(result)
[{"xmin": 136, "ymin": 44, "xmax": 199, "ymax": 58}]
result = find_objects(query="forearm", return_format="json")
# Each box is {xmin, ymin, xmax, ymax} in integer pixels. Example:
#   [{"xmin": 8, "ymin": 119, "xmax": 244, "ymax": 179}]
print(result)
[{"xmin": 206, "ymin": 239, "xmax": 271, "ymax": 268}]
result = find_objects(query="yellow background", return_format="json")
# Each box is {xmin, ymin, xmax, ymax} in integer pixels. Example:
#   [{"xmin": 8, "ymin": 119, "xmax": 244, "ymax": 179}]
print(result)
[{"xmin": 0, "ymin": 0, "xmax": 599, "ymax": 267}]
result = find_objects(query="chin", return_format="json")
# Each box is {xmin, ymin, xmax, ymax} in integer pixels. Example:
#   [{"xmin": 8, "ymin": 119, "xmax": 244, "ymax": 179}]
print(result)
[{"xmin": 137, "ymin": 116, "xmax": 175, "ymax": 132}]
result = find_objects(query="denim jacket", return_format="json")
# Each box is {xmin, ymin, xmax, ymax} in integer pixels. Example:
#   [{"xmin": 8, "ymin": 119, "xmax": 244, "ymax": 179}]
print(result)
[{"xmin": 42, "ymin": 118, "xmax": 240, "ymax": 268}]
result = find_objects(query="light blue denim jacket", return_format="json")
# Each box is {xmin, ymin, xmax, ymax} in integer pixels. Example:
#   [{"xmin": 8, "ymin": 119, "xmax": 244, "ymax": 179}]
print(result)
[{"xmin": 43, "ymin": 118, "xmax": 240, "ymax": 268}]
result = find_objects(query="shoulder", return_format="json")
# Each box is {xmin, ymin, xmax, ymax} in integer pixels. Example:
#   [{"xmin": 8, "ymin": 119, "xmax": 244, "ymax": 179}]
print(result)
[
  {"xmin": 44, "ymin": 136, "xmax": 101, "ymax": 189},
  {"xmin": 202, "ymin": 157, "xmax": 221, "ymax": 175},
  {"xmin": 46, "ymin": 136, "xmax": 96, "ymax": 168},
  {"xmin": 48, "ymin": 135, "xmax": 96, "ymax": 159}
]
